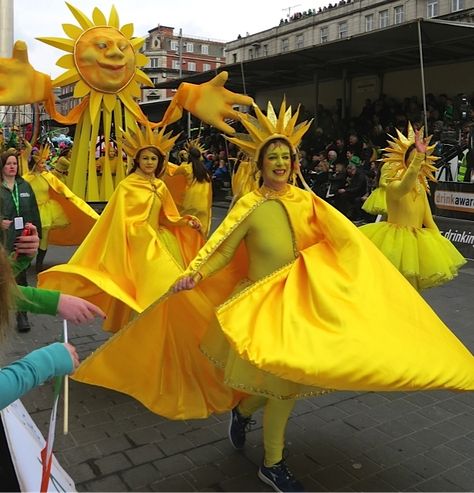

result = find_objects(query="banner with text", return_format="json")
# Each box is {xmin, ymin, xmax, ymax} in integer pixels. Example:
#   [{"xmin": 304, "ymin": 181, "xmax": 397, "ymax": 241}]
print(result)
[
  {"xmin": 431, "ymin": 182, "xmax": 474, "ymax": 222},
  {"xmin": 435, "ymin": 216, "xmax": 474, "ymax": 260}
]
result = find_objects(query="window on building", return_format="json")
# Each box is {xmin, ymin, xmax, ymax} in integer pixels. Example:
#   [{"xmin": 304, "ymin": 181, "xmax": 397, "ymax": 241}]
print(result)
[
  {"xmin": 172, "ymin": 59, "xmax": 180, "ymax": 70},
  {"xmin": 201, "ymin": 44, "xmax": 209, "ymax": 54},
  {"xmin": 150, "ymin": 57, "xmax": 159, "ymax": 68},
  {"xmin": 320, "ymin": 26, "xmax": 329, "ymax": 44},
  {"xmin": 296, "ymin": 34, "xmax": 304, "ymax": 49},
  {"xmin": 203, "ymin": 63, "xmax": 211, "ymax": 71},
  {"xmin": 249, "ymin": 48, "xmax": 254, "ymax": 59},
  {"xmin": 394, "ymin": 5, "xmax": 404, "ymax": 24},
  {"xmin": 281, "ymin": 38, "xmax": 289, "ymax": 52},
  {"xmin": 170, "ymin": 40, "xmax": 178, "ymax": 51},
  {"xmin": 365, "ymin": 14, "xmax": 374, "ymax": 32},
  {"xmin": 263, "ymin": 44, "xmax": 268, "ymax": 56},
  {"xmin": 186, "ymin": 42, "xmax": 194, "ymax": 53},
  {"xmin": 451, "ymin": 0, "xmax": 463, "ymax": 11},
  {"xmin": 379, "ymin": 10, "xmax": 389, "ymax": 28},
  {"xmin": 150, "ymin": 77, "xmax": 158, "ymax": 85},
  {"xmin": 338, "ymin": 21, "xmax": 348, "ymax": 39},
  {"xmin": 232, "ymin": 53, "xmax": 237, "ymax": 63},
  {"xmin": 427, "ymin": 0, "xmax": 439, "ymax": 17},
  {"xmin": 188, "ymin": 61, "xmax": 196, "ymax": 71}
]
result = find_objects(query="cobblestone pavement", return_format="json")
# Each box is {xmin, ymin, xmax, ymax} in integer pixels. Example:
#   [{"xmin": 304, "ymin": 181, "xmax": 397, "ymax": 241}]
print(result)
[{"xmin": 3, "ymin": 208, "xmax": 474, "ymax": 492}]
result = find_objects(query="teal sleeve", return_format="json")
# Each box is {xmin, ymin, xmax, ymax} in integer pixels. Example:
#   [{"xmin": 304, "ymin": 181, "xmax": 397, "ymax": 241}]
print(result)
[
  {"xmin": 0, "ymin": 342, "xmax": 73, "ymax": 410},
  {"xmin": 16, "ymin": 286, "xmax": 60, "ymax": 315}
]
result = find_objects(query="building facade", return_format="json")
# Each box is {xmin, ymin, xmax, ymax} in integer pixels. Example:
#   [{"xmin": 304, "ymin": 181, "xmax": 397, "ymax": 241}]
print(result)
[
  {"xmin": 141, "ymin": 25, "xmax": 226, "ymax": 103},
  {"xmin": 225, "ymin": 0, "xmax": 474, "ymax": 64}
]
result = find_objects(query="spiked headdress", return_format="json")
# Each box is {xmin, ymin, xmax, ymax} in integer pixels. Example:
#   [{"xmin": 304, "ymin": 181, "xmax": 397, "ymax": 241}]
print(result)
[
  {"xmin": 184, "ymin": 137, "xmax": 207, "ymax": 157},
  {"xmin": 121, "ymin": 124, "xmax": 179, "ymax": 160},
  {"xmin": 226, "ymin": 100, "xmax": 312, "ymax": 165},
  {"xmin": 32, "ymin": 144, "xmax": 51, "ymax": 165},
  {"xmin": 381, "ymin": 122, "xmax": 438, "ymax": 193}
]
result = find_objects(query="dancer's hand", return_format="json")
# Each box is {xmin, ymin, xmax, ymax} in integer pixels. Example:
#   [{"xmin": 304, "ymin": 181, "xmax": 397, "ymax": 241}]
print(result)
[
  {"xmin": 414, "ymin": 129, "xmax": 428, "ymax": 154},
  {"xmin": 188, "ymin": 218, "xmax": 201, "ymax": 231},
  {"xmin": 57, "ymin": 295, "xmax": 106, "ymax": 324},
  {"xmin": 1, "ymin": 219, "xmax": 12, "ymax": 230},
  {"xmin": 172, "ymin": 274, "xmax": 201, "ymax": 293}
]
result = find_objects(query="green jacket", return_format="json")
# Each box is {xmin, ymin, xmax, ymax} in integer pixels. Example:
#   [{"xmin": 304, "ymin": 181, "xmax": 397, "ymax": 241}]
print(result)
[{"xmin": 0, "ymin": 176, "xmax": 42, "ymax": 252}]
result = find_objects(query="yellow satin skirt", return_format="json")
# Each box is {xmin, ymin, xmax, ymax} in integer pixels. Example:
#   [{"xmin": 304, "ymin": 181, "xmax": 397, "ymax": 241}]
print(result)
[
  {"xmin": 360, "ymin": 222, "xmax": 466, "ymax": 290},
  {"xmin": 362, "ymin": 187, "xmax": 386, "ymax": 215},
  {"xmin": 37, "ymin": 199, "xmax": 69, "ymax": 229},
  {"xmin": 201, "ymin": 280, "xmax": 330, "ymax": 400}
]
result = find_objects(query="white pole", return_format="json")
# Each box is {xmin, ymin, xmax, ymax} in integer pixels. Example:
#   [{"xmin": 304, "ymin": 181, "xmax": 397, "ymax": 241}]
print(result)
[
  {"xmin": 417, "ymin": 19, "xmax": 428, "ymax": 131},
  {"xmin": 0, "ymin": 0, "xmax": 14, "ymax": 126},
  {"xmin": 63, "ymin": 320, "xmax": 69, "ymax": 435}
]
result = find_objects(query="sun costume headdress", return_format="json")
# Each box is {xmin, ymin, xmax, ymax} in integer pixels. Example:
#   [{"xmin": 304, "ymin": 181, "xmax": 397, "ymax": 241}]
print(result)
[
  {"xmin": 226, "ymin": 100, "xmax": 312, "ymax": 165},
  {"xmin": 184, "ymin": 138, "xmax": 207, "ymax": 158},
  {"xmin": 32, "ymin": 144, "xmax": 51, "ymax": 166},
  {"xmin": 381, "ymin": 123, "xmax": 438, "ymax": 194},
  {"xmin": 121, "ymin": 124, "xmax": 179, "ymax": 177}
]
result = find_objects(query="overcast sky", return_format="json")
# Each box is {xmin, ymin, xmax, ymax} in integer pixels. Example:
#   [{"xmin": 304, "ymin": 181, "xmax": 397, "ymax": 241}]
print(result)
[{"xmin": 12, "ymin": 0, "xmax": 329, "ymax": 78}]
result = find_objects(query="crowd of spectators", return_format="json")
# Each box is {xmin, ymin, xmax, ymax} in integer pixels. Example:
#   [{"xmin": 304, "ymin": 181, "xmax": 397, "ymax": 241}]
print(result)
[
  {"xmin": 173, "ymin": 91, "xmax": 473, "ymax": 221},
  {"xmin": 279, "ymin": 0, "xmax": 354, "ymax": 26}
]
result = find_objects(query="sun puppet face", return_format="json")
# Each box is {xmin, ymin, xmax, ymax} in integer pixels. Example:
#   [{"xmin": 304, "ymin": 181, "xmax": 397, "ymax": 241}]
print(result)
[{"xmin": 74, "ymin": 27, "xmax": 135, "ymax": 93}]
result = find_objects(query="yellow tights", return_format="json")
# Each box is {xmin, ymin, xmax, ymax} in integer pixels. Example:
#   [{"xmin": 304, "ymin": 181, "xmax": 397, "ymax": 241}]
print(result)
[{"xmin": 238, "ymin": 395, "xmax": 295, "ymax": 467}]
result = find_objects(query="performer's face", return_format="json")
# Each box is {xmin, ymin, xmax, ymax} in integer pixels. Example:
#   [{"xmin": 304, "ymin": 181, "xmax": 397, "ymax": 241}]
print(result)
[
  {"xmin": 137, "ymin": 148, "xmax": 159, "ymax": 176},
  {"xmin": 74, "ymin": 27, "xmax": 135, "ymax": 93},
  {"xmin": 261, "ymin": 142, "xmax": 292, "ymax": 190},
  {"xmin": 35, "ymin": 159, "xmax": 47, "ymax": 172},
  {"xmin": 2, "ymin": 155, "xmax": 18, "ymax": 178}
]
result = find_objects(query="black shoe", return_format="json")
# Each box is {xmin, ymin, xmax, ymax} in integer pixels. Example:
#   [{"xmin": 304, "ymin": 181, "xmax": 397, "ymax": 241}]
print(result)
[
  {"xmin": 258, "ymin": 460, "xmax": 304, "ymax": 492},
  {"xmin": 228, "ymin": 406, "xmax": 255, "ymax": 450},
  {"xmin": 16, "ymin": 312, "xmax": 31, "ymax": 333}
]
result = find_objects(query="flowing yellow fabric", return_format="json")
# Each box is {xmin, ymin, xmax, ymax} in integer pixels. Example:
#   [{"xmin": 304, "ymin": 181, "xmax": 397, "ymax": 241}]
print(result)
[
  {"xmin": 360, "ymin": 152, "xmax": 466, "ymax": 289},
  {"xmin": 71, "ymin": 185, "xmax": 473, "ymax": 421},
  {"xmin": 171, "ymin": 163, "xmax": 213, "ymax": 236},
  {"xmin": 23, "ymin": 171, "xmax": 98, "ymax": 246},
  {"xmin": 38, "ymin": 173, "xmax": 203, "ymax": 332},
  {"xmin": 231, "ymin": 160, "xmax": 258, "ymax": 203},
  {"xmin": 162, "ymin": 162, "xmax": 187, "ymax": 209}
]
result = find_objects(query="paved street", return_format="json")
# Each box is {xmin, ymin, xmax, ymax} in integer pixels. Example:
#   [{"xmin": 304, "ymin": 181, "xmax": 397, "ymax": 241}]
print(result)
[{"xmin": 2, "ymin": 207, "xmax": 474, "ymax": 492}]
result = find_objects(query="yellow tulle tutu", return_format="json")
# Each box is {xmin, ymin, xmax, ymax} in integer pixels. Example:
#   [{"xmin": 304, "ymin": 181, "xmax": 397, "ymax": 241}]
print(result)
[
  {"xmin": 362, "ymin": 187, "xmax": 387, "ymax": 215},
  {"xmin": 359, "ymin": 222, "xmax": 466, "ymax": 290}
]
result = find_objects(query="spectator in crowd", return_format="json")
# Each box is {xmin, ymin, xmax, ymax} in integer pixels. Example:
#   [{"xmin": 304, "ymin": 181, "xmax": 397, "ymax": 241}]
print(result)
[
  {"xmin": 337, "ymin": 163, "xmax": 368, "ymax": 220},
  {"xmin": 1, "ymin": 149, "xmax": 41, "ymax": 332}
]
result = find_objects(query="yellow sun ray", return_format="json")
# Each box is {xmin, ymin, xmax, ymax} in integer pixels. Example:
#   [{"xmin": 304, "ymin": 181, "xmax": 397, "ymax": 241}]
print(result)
[
  {"xmin": 108, "ymin": 5, "xmax": 120, "ymax": 28},
  {"xmin": 52, "ymin": 68, "xmax": 81, "ymax": 87},
  {"xmin": 92, "ymin": 7, "xmax": 107, "ymax": 25},
  {"xmin": 36, "ymin": 36, "xmax": 75, "ymax": 52},
  {"xmin": 121, "ymin": 23, "xmax": 134, "ymax": 38},
  {"xmin": 62, "ymin": 23, "xmax": 83, "ymax": 40},
  {"xmin": 65, "ymin": 2, "xmax": 94, "ymax": 30},
  {"xmin": 73, "ymin": 79, "xmax": 91, "ymax": 98},
  {"xmin": 56, "ymin": 53, "xmax": 75, "ymax": 69}
]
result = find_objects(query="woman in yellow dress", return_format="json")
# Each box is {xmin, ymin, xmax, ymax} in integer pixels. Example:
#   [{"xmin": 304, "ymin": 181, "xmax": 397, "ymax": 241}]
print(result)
[
  {"xmin": 360, "ymin": 124, "xmax": 466, "ymax": 290},
  {"xmin": 23, "ymin": 145, "xmax": 99, "ymax": 272},
  {"xmin": 38, "ymin": 126, "xmax": 204, "ymax": 332},
  {"xmin": 171, "ymin": 139, "xmax": 213, "ymax": 236},
  {"xmin": 71, "ymin": 103, "xmax": 474, "ymax": 493}
]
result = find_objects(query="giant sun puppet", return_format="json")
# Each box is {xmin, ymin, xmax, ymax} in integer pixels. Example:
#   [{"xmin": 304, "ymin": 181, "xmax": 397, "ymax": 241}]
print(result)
[{"xmin": 0, "ymin": 3, "xmax": 251, "ymax": 201}]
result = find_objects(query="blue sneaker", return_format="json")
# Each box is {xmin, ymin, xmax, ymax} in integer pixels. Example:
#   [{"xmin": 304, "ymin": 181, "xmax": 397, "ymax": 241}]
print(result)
[
  {"xmin": 258, "ymin": 460, "xmax": 304, "ymax": 492},
  {"xmin": 228, "ymin": 406, "xmax": 255, "ymax": 449}
]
